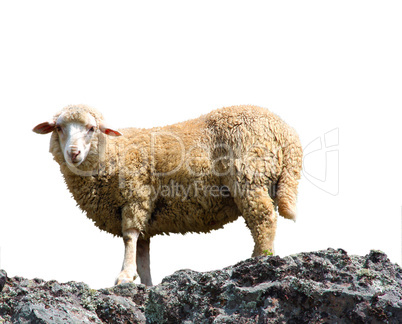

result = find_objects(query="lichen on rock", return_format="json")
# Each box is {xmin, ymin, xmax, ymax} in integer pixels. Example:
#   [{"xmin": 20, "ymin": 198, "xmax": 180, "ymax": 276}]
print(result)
[{"xmin": 1, "ymin": 249, "xmax": 401, "ymax": 323}]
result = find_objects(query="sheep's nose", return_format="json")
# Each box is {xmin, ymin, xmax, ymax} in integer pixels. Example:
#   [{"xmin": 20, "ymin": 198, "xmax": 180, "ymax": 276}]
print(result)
[
  {"xmin": 71, "ymin": 151, "xmax": 81, "ymax": 162},
  {"xmin": 68, "ymin": 147, "xmax": 81, "ymax": 162}
]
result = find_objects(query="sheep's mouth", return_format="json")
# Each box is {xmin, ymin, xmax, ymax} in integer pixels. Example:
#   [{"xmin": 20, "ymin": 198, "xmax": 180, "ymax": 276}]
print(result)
[{"xmin": 66, "ymin": 157, "xmax": 84, "ymax": 167}]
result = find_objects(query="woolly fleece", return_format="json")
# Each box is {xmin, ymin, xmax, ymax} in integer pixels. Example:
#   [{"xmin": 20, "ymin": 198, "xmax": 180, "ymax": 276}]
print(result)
[{"xmin": 45, "ymin": 105, "xmax": 302, "ymax": 256}]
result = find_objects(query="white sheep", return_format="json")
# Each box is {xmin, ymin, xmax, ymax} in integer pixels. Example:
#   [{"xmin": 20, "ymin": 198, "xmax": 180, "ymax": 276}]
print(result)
[{"xmin": 33, "ymin": 104, "xmax": 302, "ymax": 286}]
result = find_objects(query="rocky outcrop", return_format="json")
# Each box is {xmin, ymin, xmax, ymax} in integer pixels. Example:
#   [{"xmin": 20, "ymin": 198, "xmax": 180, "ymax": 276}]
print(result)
[{"xmin": 1, "ymin": 249, "xmax": 401, "ymax": 323}]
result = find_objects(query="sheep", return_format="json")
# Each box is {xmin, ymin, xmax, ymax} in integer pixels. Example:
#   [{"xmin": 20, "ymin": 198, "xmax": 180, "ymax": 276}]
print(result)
[{"xmin": 33, "ymin": 104, "xmax": 303, "ymax": 286}]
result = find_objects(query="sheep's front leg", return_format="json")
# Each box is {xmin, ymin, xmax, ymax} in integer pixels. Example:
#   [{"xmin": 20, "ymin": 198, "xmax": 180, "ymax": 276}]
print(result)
[
  {"xmin": 115, "ymin": 228, "xmax": 140, "ymax": 285},
  {"xmin": 137, "ymin": 239, "xmax": 153, "ymax": 286}
]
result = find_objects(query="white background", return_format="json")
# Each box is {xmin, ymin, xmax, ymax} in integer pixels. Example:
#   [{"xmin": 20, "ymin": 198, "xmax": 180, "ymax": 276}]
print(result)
[{"xmin": 1, "ymin": 1, "xmax": 401, "ymax": 289}]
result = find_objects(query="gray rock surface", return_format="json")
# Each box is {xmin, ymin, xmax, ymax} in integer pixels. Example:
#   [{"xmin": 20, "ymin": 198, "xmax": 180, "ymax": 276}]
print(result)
[
  {"xmin": 1, "ymin": 249, "xmax": 401, "ymax": 323},
  {"xmin": 0, "ymin": 270, "xmax": 6, "ymax": 293}
]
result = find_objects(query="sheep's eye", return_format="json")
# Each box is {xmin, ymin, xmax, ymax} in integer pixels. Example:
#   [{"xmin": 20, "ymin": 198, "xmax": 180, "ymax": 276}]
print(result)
[
  {"xmin": 88, "ymin": 126, "xmax": 96, "ymax": 133},
  {"xmin": 55, "ymin": 125, "xmax": 62, "ymax": 133}
]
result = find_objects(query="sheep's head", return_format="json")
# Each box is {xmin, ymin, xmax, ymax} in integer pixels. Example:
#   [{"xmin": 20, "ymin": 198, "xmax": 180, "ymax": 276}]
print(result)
[{"xmin": 33, "ymin": 105, "xmax": 122, "ymax": 169}]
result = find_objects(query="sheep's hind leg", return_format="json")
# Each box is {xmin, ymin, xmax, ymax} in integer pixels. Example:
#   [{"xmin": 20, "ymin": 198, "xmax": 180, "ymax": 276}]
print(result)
[
  {"xmin": 235, "ymin": 187, "xmax": 278, "ymax": 257},
  {"xmin": 136, "ymin": 238, "xmax": 153, "ymax": 286},
  {"xmin": 115, "ymin": 228, "xmax": 140, "ymax": 285}
]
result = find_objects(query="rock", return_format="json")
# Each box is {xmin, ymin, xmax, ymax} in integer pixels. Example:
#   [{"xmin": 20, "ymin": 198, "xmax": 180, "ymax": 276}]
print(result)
[
  {"xmin": 0, "ymin": 270, "xmax": 7, "ymax": 293},
  {"xmin": 0, "ymin": 249, "xmax": 401, "ymax": 323},
  {"xmin": 0, "ymin": 276, "xmax": 146, "ymax": 323}
]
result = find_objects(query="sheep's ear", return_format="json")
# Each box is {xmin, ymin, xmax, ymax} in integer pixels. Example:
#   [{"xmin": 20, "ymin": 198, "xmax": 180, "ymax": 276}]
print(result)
[
  {"xmin": 99, "ymin": 123, "xmax": 123, "ymax": 137},
  {"xmin": 33, "ymin": 121, "xmax": 55, "ymax": 134}
]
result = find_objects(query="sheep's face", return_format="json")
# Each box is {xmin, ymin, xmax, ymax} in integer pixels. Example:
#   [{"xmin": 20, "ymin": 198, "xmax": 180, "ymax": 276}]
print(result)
[
  {"xmin": 54, "ymin": 112, "xmax": 99, "ymax": 167},
  {"xmin": 33, "ymin": 106, "xmax": 122, "ymax": 169}
]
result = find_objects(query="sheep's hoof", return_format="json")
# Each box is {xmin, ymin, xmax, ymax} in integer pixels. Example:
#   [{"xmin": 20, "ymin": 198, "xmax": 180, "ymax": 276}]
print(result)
[
  {"xmin": 115, "ymin": 278, "xmax": 131, "ymax": 285},
  {"xmin": 115, "ymin": 271, "xmax": 138, "ymax": 285}
]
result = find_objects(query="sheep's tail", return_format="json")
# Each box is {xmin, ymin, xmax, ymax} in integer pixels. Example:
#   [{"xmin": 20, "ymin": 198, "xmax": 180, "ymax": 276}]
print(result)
[{"xmin": 275, "ymin": 137, "xmax": 303, "ymax": 222}]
